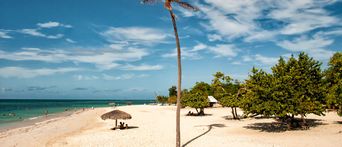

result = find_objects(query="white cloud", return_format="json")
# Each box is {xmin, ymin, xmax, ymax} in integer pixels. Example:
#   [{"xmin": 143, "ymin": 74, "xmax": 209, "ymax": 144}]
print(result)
[
  {"xmin": 209, "ymin": 44, "xmax": 239, "ymax": 58},
  {"xmin": 163, "ymin": 43, "xmax": 238, "ymax": 59},
  {"xmin": 121, "ymin": 64, "xmax": 163, "ymax": 71},
  {"xmin": 241, "ymin": 54, "xmax": 279, "ymax": 65},
  {"xmin": 201, "ymin": 7, "xmax": 252, "ymax": 39},
  {"xmin": 0, "ymin": 46, "xmax": 149, "ymax": 70},
  {"xmin": 162, "ymin": 43, "xmax": 208, "ymax": 60},
  {"xmin": 74, "ymin": 75, "xmax": 99, "ymax": 80},
  {"xmin": 268, "ymin": 0, "xmax": 339, "ymax": 35},
  {"xmin": 73, "ymin": 73, "xmax": 149, "ymax": 81},
  {"xmin": 190, "ymin": 43, "xmax": 207, "ymax": 52},
  {"xmin": 196, "ymin": 0, "xmax": 341, "ymax": 43},
  {"xmin": 19, "ymin": 29, "xmax": 64, "ymax": 39},
  {"xmin": 102, "ymin": 73, "xmax": 148, "ymax": 80},
  {"xmin": 100, "ymin": 27, "xmax": 168, "ymax": 45},
  {"xmin": 231, "ymin": 61, "xmax": 242, "ymax": 65},
  {"xmin": 162, "ymin": 47, "xmax": 201, "ymax": 60},
  {"xmin": 199, "ymin": 0, "xmax": 264, "ymax": 39},
  {"xmin": 277, "ymin": 35, "xmax": 333, "ymax": 52},
  {"xmin": 254, "ymin": 54, "xmax": 279, "ymax": 65},
  {"xmin": 208, "ymin": 34, "xmax": 222, "ymax": 42},
  {"xmin": 0, "ymin": 67, "xmax": 80, "ymax": 78},
  {"xmin": 109, "ymin": 43, "xmax": 128, "ymax": 50},
  {"xmin": 277, "ymin": 34, "xmax": 335, "ymax": 60},
  {"xmin": 178, "ymin": 9, "xmax": 196, "ymax": 17},
  {"xmin": 244, "ymin": 30, "xmax": 277, "ymax": 42},
  {"xmin": 20, "ymin": 29, "xmax": 45, "ymax": 37},
  {"xmin": 316, "ymin": 29, "xmax": 342, "ymax": 36},
  {"xmin": 242, "ymin": 55, "xmax": 253, "ymax": 62},
  {"xmin": 37, "ymin": 21, "xmax": 72, "ymax": 28},
  {"xmin": 66, "ymin": 38, "xmax": 76, "ymax": 43},
  {"xmin": 0, "ymin": 31, "xmax": 12, "ymax": 39}
]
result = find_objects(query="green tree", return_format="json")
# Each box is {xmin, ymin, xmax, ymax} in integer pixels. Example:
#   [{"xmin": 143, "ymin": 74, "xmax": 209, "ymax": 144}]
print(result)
[
  {"xmin": 241, "ymin": 67, "xmax": 276, "ymax": 117},
  {"xmin": 169, "ymin": 86, "xmax": 177, "ymax": 97},
  {"xmin": 142, "ymin": 1, "xmax": 198, "ymax": 146},
  {"xmin": 168, "ymin": 96, "xmax": 177, "ymax": 104},
  {"xmin": 156, "ymin": 95, "xmax": 168, "ymax": 105},
  {"xmin": 283, "ymin": 53, "xmax": 325, "ymax": 122},
  {"xmin": 181, "ymin": 82, "xmax": 210, "ymax": 115},
  {"xmin": 211, "ymin": 72, "xmax": 240, "ymax": 119},
  {"xmin": 211, "ymin": 72, "xmax": 228, "ymax": 101},
  {"xmin": 324, "ymin": 52, "xmax": 342, "ymax": 115},
  {"xmin": 241, "ymin": 53, "xmax": 325, "ymax": 129}
]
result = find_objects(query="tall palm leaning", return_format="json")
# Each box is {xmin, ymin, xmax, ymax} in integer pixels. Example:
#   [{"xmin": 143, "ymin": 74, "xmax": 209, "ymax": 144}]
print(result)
[{"xmin": 142, "ymin": 0, "xmax": 198, "ymax": 146}]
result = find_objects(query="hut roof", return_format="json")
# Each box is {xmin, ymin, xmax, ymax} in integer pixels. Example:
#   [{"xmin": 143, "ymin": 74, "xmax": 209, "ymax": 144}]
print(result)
[
  {"xmin": 208, "ymin": 96, "xmax": 218, "ymax": 103},
  {"xmin": 101, "ymin": 110, "xmax": 132, "ymax": 120}
]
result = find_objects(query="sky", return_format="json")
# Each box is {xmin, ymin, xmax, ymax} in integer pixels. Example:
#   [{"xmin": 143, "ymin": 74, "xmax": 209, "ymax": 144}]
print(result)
[{"xmin": 0, "ymin": 0, "xmax": 341, "ymax": 99}]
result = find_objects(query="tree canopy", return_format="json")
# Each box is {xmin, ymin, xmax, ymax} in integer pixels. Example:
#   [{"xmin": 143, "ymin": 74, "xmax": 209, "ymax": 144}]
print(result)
[
  {"xmin": 324, "ymin": 52, "xmax": 342, "ymax": 115},
  {"xmin": 181, "ymin": 82, "xmax": 210, "ymax": 115},
  {"xmin": 241, "ymin": 53, "xmax": 325, "ymax": 128},
  {"xmin": 211, "ymin": 72, "xmax": 241, "ymax": 119},
  {"xmin": 168, "ymin": 86, "xmax": 177, "ymax": 97}
]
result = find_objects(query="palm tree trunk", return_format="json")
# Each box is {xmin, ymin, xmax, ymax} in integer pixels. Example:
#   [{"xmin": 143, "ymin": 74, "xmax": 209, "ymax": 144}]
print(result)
[{"xmin": 169, "ymin": 10, "xmax": 182, "ymax": 147}]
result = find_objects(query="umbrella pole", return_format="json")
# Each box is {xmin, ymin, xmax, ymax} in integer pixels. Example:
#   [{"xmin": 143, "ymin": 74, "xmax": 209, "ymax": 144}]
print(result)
[{"xmin": 115, "ymin": 119, "xmax": 117, "ymax": 127}]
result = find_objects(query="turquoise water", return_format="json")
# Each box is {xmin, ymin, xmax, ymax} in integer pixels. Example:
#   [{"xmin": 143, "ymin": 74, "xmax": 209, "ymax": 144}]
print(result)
[{"xmin": 0, "ymin": 99, "xmax": 155, "ymax": 127}]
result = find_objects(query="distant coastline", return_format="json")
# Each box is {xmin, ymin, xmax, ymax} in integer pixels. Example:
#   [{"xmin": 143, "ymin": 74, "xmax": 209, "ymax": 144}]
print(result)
[{"xmin": 0, "ymin": 99, "xmax": 155, "ymax": 131}]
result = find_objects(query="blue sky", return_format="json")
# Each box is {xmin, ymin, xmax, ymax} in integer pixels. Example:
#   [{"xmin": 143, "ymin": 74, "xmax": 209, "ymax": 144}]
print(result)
[{"xmin": 0, "ymin": 0, "xmax": 341, "ymax": 99}]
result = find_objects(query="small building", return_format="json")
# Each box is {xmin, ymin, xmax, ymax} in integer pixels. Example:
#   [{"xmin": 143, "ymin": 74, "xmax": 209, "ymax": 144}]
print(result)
[{"xmin": 208, "ymin": 96, "xmax": 218, "ymax": 107}]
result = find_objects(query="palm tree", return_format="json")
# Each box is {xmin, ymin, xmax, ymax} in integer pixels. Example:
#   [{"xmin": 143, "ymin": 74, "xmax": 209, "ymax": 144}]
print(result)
[{"xmin": 142, "ymin": 0, "xmax": 198, "ymax": 146}]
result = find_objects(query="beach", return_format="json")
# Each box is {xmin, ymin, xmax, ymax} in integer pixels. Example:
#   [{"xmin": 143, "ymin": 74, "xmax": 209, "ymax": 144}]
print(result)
[{"xmin": 0, "ymin": 105, "xmax": 341, "ymax": 147}]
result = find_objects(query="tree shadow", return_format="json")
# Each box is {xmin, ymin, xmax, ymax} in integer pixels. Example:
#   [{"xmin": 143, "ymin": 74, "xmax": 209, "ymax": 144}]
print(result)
[
  {"xmin": 253, "ymin": 116, "xmax": 276, "ymax": 119},
  {"xmin": 244, "ymin": 118, "xmax": 326, "ymax": 133},
  {"xmin": 182, "ymin": 124, "xmax": 225, "ymax": 147},
  {"xmin": 185, "ymin": 114, "xmax": 213, "ymax": 117},
  {"xmin": 334, "ymin": 121, "xmax": 342, "ymax": 124},
  {"xmin": 222, "ymin": 115, "xmax": 243, "ymax": 120},
  {"xmin": 110, "ymin": 126, "xmax": 139, "ymax": 130}
]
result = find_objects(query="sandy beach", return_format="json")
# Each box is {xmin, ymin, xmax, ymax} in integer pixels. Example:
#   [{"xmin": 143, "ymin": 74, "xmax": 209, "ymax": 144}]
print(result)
[{"xmin": 0, "ymin": 105, "xmax": 341, "ymax": 147}]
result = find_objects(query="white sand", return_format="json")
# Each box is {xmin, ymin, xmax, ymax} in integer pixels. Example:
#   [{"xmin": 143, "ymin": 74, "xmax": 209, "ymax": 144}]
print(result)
[{"xmin": 0, "ymin": 105, "xmax": 341, "ymax": 147}]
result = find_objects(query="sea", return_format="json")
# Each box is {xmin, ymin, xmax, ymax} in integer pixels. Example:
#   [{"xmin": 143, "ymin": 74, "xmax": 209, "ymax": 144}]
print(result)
[{"xmin": 0, "ymin": 99, "xmax": 155, "ymax": 129}]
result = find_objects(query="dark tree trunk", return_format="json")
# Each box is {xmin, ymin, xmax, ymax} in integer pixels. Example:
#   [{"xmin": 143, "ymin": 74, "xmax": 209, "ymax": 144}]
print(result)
[
  {"xmin": 199, "ymin": 108, "xmax": 205, "ymax": 116},
  {"xmin": 231, "ymin": 107, "xmax": 236, "ymax": 119},
  {"xmin": 234, "ymin": 107, "xmax": 238, "ymax": 119},
  {"xmin": 286, "ymin": 116, "xmax": 292, "ymax": 130},
  {"xmin": 169, "ymin": 10, "xmax": 182, "ymax": 147}
]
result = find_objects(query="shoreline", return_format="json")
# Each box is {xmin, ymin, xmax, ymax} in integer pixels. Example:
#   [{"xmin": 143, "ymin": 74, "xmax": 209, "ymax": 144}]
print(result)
[
  {"xmin": 0, "ymin": 105, "xmax": 341, "ymax": 147},
  {"xmin": 0, "ymin": 99, "xmax": 155, "ymax": 133},
  {"xmin": 0, "ymin": 108, "xmax": 84, "ymax": 133},
  {"xmin": 0, "ymin": 104, "xmax": 149, "ymax": 133}
]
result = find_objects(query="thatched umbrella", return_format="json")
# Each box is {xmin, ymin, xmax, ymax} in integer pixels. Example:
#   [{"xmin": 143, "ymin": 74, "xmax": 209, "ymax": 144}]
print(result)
[{"xmin": 101, "ymin": 110, "xmax": 132, "ymax": 127}]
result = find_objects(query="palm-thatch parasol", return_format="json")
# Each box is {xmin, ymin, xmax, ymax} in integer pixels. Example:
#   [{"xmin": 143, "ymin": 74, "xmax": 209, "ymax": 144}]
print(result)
[{"xmin": 101, "ymin": 110, "xmax": 132, "ymax": 127}]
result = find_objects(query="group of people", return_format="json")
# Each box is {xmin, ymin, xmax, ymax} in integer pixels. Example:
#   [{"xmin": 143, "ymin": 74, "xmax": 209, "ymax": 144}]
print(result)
[
  {"xmin": 187, "ymin": 111, "xmax": 196, "ymax": 116},
  {"xmin": 119, "ymin": 122, "xmax": 128, "ymax": 129}
]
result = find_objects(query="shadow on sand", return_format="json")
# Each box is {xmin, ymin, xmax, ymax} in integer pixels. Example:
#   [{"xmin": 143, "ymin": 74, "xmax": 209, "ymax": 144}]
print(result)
[
  {"xmin": 222, "ymin": 115, "xmax": 244, "ymax": 120},
  {"xmin": 244, "ymin": 118, "xmax": 326, "ymax": 133},
  {"xmin": 185, "ymin": 114, "xmax": 213, "ymax": 117},
  {"xmin": 110, "ymin": 126, "xmax": 139, "ymax": 130},
  {"xmin": 334, "ymin": 121, "xmax": 342, "ymax": 124},
  {"xmin": 182, "ymin": 124, "xmax": 225, "ymax": 147}
]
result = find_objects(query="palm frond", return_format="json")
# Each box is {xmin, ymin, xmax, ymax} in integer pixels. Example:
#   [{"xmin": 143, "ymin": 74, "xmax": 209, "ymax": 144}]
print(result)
[
  {"xmin": 164, "ymin": 1, "xmax": 172, "ymax": 10},
  {"xmin": 176, "ymin": 1, "xmax": 199, "ymax": 11},
  {"xmin": 141, "ymin": 0, "xmax": 161, "ymax": 4}
]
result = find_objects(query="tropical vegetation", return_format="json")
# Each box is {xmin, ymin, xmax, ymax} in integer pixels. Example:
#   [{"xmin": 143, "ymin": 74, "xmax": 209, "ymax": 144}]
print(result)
[{"xmin": 159, "ymin": 52, "xmax": 341, "ymax": 130}]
